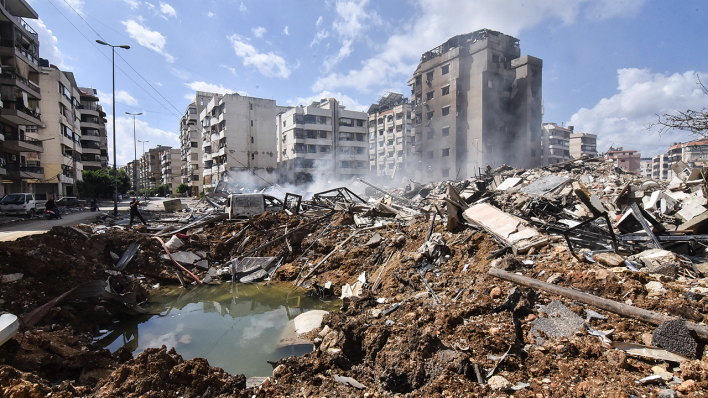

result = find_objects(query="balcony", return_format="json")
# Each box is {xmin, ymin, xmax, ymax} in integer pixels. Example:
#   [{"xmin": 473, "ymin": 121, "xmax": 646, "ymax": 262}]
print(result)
[
  {"xmin": 3, "ymin": 132, "xmax": 42, "ymax": 152},
  {"xmin": 6, "ymin": 163, "xmax": 44, "ymax": 179},
  {"xmin": 0, "ymin": 102, "xmax": 43, "ymax": 127},
  {"xmin": 0, "ymin": 74, "xmax": 41, "ymax": 99},
  {"xmin": 0, "ymin": 38, "xmax": 39, "ymax": 70}
]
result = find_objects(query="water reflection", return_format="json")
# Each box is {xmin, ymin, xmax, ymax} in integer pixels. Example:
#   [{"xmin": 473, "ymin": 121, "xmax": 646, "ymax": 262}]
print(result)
[{"xmin": 95, "ymin": 282, "xmax": 338, "ymax": 377}]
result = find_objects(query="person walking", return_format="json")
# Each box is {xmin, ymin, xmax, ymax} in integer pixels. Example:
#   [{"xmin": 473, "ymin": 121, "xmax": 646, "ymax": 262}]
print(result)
[{"xmin": 129, "ymin": 197, "xmax": 147, "ymax": 226}]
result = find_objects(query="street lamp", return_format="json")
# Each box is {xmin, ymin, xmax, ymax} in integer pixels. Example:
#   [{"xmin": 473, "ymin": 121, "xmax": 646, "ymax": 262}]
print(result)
[
  {"xmin": 96, "ymin": 39, "xmax": 130, "ymax": 217},
  {"xmin": 138, "ymin": 140, "xmax": 149, "ymax": 196},
  {"xmin": 125, "ymin": 112, "xmax": 142, "ymax": 193}
]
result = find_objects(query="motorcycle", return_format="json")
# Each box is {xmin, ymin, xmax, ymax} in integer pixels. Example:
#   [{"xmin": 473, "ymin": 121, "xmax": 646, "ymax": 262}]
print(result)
[
  {"xmin": 90, "ymin": 201, "xmax": 99, "ymax": 212},
  {"xmin": 45, "ymin": 208, "xmax": 60, "ymax": 220}
]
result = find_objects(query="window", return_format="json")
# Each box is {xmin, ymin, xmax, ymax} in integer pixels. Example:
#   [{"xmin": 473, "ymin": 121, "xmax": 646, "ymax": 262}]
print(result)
[
  {"xmin": 427, "ymin": 111, "xmax": 434, "ymax": 120},
  {"xmin": 191, "ymin": 142, "xmax": 198, "ymax": 148},
  {"xmin": 427, "ymin": 131, "xmax": 434, "ymax": 140},
  {"xmin": 441, "ymin": 64, "xmax": 449, "ymax": 75},
  {"xmin": 442, "ymin": 106, "xmax": 450, "ymax": 116},
  {"xmin": 426, "ymin": 71, "xmax": 433, "ymax": 82},
  {"xmin": 442, "ymin": 168, "xmax": 450, "ymax": 178},
  {"xmin": 320, "ymin": 145, "xmax": 331, "ymax": 153},
  {"xmin": 250, "ymin": 103, "xmax": 253, "ymax": 110},
  {"xmin": 442, "ymin": 86, "xmax": 450, "ymax": 96},
  {"xmin": 397, "ymin": 150, "xmax": 403, "ymax": 157},
  {"xmin": 251, "ymin": 120, "xmax": 253, "ymax": 126},
  {"xmin": 426, "ymin": 91, "xmax": 434, "ymax": 101},
  {"xmin": 308, "ymin": 145, "xmax": 317, "ymax": 153},
  {"xmin": 356, "ymin": 119, "xmax": 364, "ymax": 127},
  {"xmin": 396, "ymin": 137, "xmax": 403, "ymax": 144},
  {"xmin": 251, "ymin": 137, "xmax": 254, "ymax": 143},
  {"xmin": 427, "ymin": 151, "xmax": 434, "ymax": 159},
  {"xmin": 283, "ymin": 121, "xmax": 287, "ymax": 127},
  {"xmin": 442, "ymin": 127, "xmax": 450, "ymax": 137},
  {"xmin": 442, "ymin": 148, "xmax": 450, "ymax": 157},
  {"xmin": 251, "ymin": 153, "xmax": 255, "ymax": 160},
  {"xmin": 320, "ymin": 131, "xmax": 328, "ymax": 139}
]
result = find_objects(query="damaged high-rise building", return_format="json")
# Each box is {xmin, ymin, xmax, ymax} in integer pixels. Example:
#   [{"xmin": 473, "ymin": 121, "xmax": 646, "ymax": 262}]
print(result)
[{"xmin": 409, "ymin": 29, "xmax": 543, "ymax": 182}]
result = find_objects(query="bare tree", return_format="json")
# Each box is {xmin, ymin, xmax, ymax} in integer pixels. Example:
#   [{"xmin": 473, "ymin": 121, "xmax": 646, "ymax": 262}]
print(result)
[{"xmin": 651, "ymin": 75, "xmax": 708, "ymax": 137}]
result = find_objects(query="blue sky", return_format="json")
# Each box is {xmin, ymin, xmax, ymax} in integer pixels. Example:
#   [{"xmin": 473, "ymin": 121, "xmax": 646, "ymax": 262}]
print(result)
[{"xmin": 26, "ymin": 0, "xmax": 707, "ymax": 166}]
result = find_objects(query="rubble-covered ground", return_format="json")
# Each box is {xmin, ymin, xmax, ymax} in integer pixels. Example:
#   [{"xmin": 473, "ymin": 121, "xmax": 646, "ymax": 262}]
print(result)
[{"xmin": 3, "ymin": 157, "xmax": 708, "ymax": 397}]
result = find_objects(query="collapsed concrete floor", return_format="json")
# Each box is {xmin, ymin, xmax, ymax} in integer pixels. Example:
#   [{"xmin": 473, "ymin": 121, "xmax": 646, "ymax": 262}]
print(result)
[{"xmin": 3, "ymin": 158, "xmax": 708, "ymax": 397}]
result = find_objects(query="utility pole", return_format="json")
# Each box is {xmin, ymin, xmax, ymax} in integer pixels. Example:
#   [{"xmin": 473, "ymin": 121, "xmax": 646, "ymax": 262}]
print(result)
[{"xmin": 126, "ymin": 112, "xmax": 142, "ymax": 193}]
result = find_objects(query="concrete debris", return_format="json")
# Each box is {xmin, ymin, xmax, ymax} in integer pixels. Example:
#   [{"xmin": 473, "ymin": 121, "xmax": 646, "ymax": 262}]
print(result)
[
  {"xmin": 531, "ymin": 300, "xmax": 586, "ymax": 344},
  {"xmin": 652, "ymin": 319, "xmax": 699, "ymax": 359}
]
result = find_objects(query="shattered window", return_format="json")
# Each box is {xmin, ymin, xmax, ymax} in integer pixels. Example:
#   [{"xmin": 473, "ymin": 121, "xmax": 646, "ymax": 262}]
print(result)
[
  {"xmin": 441, "ymin": 64, "xmax": 449, "ymax": 75},
  {"xmin": 442, "ymin": 86, "xmax": 450, "ymax": 96},
  {"xmin": 426, "ymin": 91, "xmax": 434, "ymax": 101}
]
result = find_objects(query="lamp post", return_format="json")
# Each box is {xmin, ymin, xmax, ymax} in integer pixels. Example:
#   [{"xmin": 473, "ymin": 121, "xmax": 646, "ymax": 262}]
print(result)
[
  {"xmin": 96, "ymin": 39, "xmax": 130, "ymax": 217},
  {"xmin": 138, "ymin": 140, "xmax": 149, "ymax": 196},
  {"xmin": 125, "ymin": 112, "xmax": 142, "ymax": 194}
]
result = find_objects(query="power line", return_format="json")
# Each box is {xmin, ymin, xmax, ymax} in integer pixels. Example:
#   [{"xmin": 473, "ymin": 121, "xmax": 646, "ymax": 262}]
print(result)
[{"xmin": 47, "ymin": 0, "xmax": 181, "ymax": 117}]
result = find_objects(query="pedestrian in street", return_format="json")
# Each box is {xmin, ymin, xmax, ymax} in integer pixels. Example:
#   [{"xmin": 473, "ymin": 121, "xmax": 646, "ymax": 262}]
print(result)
[{"xmin": 129, "ymin": 197, "xmax": 147, "ymax": 226}]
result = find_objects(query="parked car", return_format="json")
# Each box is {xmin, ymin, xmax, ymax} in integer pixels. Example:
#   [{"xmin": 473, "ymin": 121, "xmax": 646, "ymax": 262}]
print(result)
[
  {"xmin": 56, "ymin": 197, "xmax": 86, "ymax": 208},
  {"xmin": 0, "ymin": 193, "xmax": 48, "ymax": 217}
]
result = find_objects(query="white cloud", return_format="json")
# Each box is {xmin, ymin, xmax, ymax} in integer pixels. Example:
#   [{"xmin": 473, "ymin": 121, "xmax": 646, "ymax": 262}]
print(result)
[
  {"xmin": 252, "ymin": 26, "xmax": 266, "ymax": 38},
  {"xmin": 324, "ymin": 39, "xmax": 352, "ymax": 71},
  {"xmin": 121, "ymin": 19, "xmax": 174, "ymax": 63},
  {"xmin": 105, "ymin": 116, "xmax": 179, "ymax": 166},
  {"xmin": 159, "ymin": 2, "xmax": 177, "ymax": 18},
  {"xmin": 313, "ymin": 0, "xmax": 647, "ymax": 93},
  {"xmin": 239, "ymin": 2, "xmax": 247, "ymax": 12},
  {"xmin": 123, "ymin": 0, "xmax": 140, "ymax": 9},
  {"xmin": 228, "ymin": 35, "xmax": 291, "ymax": 78},
  {"xmin": 207, "ymin": 11, "xmax": 215, "ymax": 18},
  {"xmin": 184, "ymin": 81, "xmax": 235, "ymax": 95},
  {"xmin": 28, "ymin": 19, "xmax": 68, "ymax": 70},
  {"xmin": 310, "ymin": 30, "xmax": 329, "ymax": 47},
  {"xmin": 332, "ymin": 0, "xmax": 380, "ymax": 40},
  {"xmin": 97, "ymin": 90, "xmax": 138, "ymax": 107},
  {"xmin": 60, "ymin": 0, "xmax": 85, "ymax": 15},
  {"xmin": 286, "ymin": 90, "xmax": 368, "ymax": 112},
  {"xmin": 283, "ymin": 26, "xmax": 289, "ymax": 35},
  {"xmin": 568, "ymin": 68, "xmax": 707, "ymax": 157},
  {"xmin": 316, "ymin": 16, "xmax": 323, "ymax": 27},
  {"xmin": 221, "ymin": 64, "xmax": 237, "ymax": 76}
]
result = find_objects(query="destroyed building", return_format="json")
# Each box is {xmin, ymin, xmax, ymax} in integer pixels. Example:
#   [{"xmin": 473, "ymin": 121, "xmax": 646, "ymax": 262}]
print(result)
[
  {"xmin": 652, "ymin": 140, "xmax": 708, "ymax": 181},
  {"xmin": 276, "ymin": 98, "xmax": 368, "ymax": 184},
  {"xmin": 409, "ymin": 29, "xmax": 543, "ymax": 182},
  {"xmin": 201, "ymin": 93, "xmax": 289, "ymax": 189},
  {"xmin": 367, "ymin": 93, "xmax": 414, "ymax": 177}
]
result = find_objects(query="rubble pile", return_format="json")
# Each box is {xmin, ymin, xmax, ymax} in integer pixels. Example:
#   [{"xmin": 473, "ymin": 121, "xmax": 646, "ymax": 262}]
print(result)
[{"xmin": 2, "ymin": 157, "xmax": 708, "ymax": 396}]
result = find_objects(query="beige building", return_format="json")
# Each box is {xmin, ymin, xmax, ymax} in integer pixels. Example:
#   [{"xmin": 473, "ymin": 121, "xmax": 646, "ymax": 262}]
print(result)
[
  {"xmin": 605, "ymin": 147, "xmax": 641, "ymax": 173},
  {"xmin": 541, "ymin": 123, "xmax": 571, "ymax": 166},
  {"xmin": 0, "ymin": 0, "xmax": 44, "ymax": 196},
  {"xmin": 78, "ymin": 87, "xmax": 108, "ymax": 171},
  {"xmin": 33, "ymin": 65, "xmax": 82, "ymax": 197},
  {"xmin": 367, "ymin": 93, "xmax": 414, "ymax": 177},
  {"xmin": 569, "ymin": 132, "xmax": 598, "ymax": 158},
  {"xmin": 160, "ymin": 147, "xmax": 181, "ymax": 193},
  {"xmin": 139, "ymin": 145, "xmax": 169, "ymax": 191},
  {"xmin": 409, "ymin": 29, "xmax": 542, "ymax": 182},
  {"xmin": 200, "ymin": 93, "xmax": 288, "ymax": 190},
  {"xmin": 276, "ymin": 98, "xmax": 368, "ymax": 184},
  {"xmin": 180, "ymin": 92, "xmax": 212, "ymax": 195}
]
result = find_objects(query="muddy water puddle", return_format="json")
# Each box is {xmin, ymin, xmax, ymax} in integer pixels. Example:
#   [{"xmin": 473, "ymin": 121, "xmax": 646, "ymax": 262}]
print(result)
[{"xmin": 96, "ymin": 282, "xmax": 338, "ymax": 377}]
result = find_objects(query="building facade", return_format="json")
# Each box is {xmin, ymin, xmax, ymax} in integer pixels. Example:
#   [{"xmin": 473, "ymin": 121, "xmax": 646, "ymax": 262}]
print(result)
[
  {"xmin": 33, "ymin": 66, "xmax": 82, "ymax": 197},
  {"xmin": 276, "ymin": 98, "xmax": 368, "ymax": 184},
  {"xmin": 139, "ymin": 145, "xmax": 170, "ymax": 191},
  {"xmin": 640, "ymin": 157, "xmax": 652, "ymax": 179},
  {"xmin": 651, "ymin": 140, "xmax": 708, "ymax": 181},
  {"xmin": 569, "ymin": 132, "xmax": 598, "ymax": 158},
  {"xmin": 367, "ymin": 93, "xmax": 414, "ymax": 177},
  {"xmin": 409, "ymin": 29, "xmax": 542, "ymax": 182},
  {"xmin": 200, "ymin": 93, "xmax": 288, "ymax": 190},
  {"xmin": 160, "ymin": 147, "xmax": 181, "ymax": 193},
  {"xmin": 180, "ymin": 92, "xmax": 212, "ymax": 196},
  {"xmin": 540, "ymin": 123, "xmax": 571, "ymax": 166},
  {"xmin": 0, "ymin": 0, "xmax": 44, "ymax": 196},
  {"xmin": 605, "ymin": 147, "xmax": 641, "ymax": 173},
  {"xmin": 77, "ymin": 87, "xmax": 108, "ymax": 171}
]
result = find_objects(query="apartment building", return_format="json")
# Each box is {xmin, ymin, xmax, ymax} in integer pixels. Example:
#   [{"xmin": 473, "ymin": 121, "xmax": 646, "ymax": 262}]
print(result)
[
  {"xmin": 139, "ymin": 145, "xmax": 170, "ymax": 191},
  {"xmin": 33, "ymin": 65, "xmax": 83, "ymax": 197},
  {"xmin": 78, "ymin": 87, "xmax": 108, "ymax": 171},
  {"xmin": 540, "ymin": 123, "xmax": 571, "ymax": 166},
  {"xmin": 409, "ymin": 29, "xmax": 542, "ymax": 182},
  {"xmin": 569, "ymin": 132, "xmax": 598, "ymax": 158},
  {"xmin": 367, "ymin": 93, "xmax": 414, "ymax": 177},
  {"xmin": 179, "ymin": 92, "xmax": 211, "ymax": 195},
  {"xmin": 0, "ymin": 0, "xmax": 44, "ymax": 196},
  {"xmin": 159, "ymin": 147, "xmax": 181, "ymax": 193},
  {"xmin": 650, "ymin": 140, "xmax": 708, "ymax": 181},
  {"xmin": 123, "ymin": 160, "xmax": 137, "ymax": 192},
  {"xmin": 640, "ymin": 157, "xmax": 653, "ymax": 179},
  {"xmin": 276, "ymin": 98, "xmax": 368, "ymax": 184},
  {"xmin": 200, "ymin": 93, "xmax": 289, "ymax": 190},
  {"xmin": 605, "ymin": 147, "xmax": 641, "ymax": 173}
]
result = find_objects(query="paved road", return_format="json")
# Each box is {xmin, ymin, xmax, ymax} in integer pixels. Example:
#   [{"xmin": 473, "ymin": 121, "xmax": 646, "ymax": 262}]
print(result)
[{"xmin": 0, "ymin": 198, "xmax": 172, "ymax": 242}]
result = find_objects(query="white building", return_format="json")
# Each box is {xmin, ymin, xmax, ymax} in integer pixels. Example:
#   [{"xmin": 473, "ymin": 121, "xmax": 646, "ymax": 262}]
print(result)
[
  {"xmin": 200, "ymin": 93, "xmax": 289, "ymax": 190},
  {"xmin": 367, "ymin": 93, "xmax": 414, "ymax": 177},
  {"xmin": 276, "ymin": 98, "xmax": 368, "ymax": 184},
  {"xmin": 160, "ymin": 147, "xmax": 181, "ymax": 193},
  {"xmin": 540, "ymin": 123, "xmax": 571, "ymax": 166}
]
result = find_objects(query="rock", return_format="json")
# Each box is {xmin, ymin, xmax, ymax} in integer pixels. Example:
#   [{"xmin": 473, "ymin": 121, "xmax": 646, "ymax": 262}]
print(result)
[
  {"xmin": 320, "ymin": 330, "xmax": 340, "ymax": 352},
  {"xmin": 641, "ymin": 333, "xmax": 653, "ymax": 347},
  {"xmin": 676, "ymin": 380, "xmax": 698, "ymax": 393},
  {"xmin": 546, "ymin": 273, "xmax": 562, "ymax": 284},
  {"xmin": 490, "ymin": 286, "xmax": 502, "ymax": 299},
  {"xmin": 318, "ymin": 325, "xmax": 331, "ymax": 338},
  {"xmin": 594, "ymin": 268, "xmax": 617, "ymax": 282},
  {"xmin": 593, "ymin": 253, "xmax": 625, "ymax": 267},
  {"xmin": 652, "ymin": 319, "xmax": 698, "ymax": 359},
  {"xmin": 370, "ymin": 308, "xmax": 383, "ymax": 318},
  {"xmin": 415, "ymin": 291, "xmax": 430, "ymax": 300},
  {"xmin": 645, "ymin": 281, "xmax": 667, "ymax": 297},
  {"xmin": 605, "ymin": 349, "xmax": 628, "ymax": 369},
  {"xmin": 680, "ymin": 359, "xmax": 708, "ymax": 381},
  {"xmin": 658, "ymin": 389, "xmax": 678, "ymax": 398},
  {"xmin": 647, "ymin": 262, "xmax": 678, "ymax": 279},
  {"xmin": 273, "ymin": 364, "xmax": 287, "ymax": 378},
  {"xmin": 488, "ymin": 375, "xmax": 510, "ymax": 391},
  {"xmin": 1, "ymin": 273, "xmax": 23, "ymax": 283}
]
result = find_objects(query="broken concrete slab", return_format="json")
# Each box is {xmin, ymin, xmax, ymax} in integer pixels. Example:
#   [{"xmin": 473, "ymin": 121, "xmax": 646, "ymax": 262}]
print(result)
[
  {"xmin": 531, "ymin": 300, "xmax": 585, "ymax": 344},
  {"xmin": 677, "ymin": 203, "xmax": 707, "ymax": 222},
  {"xmin": 520, "ymin": 175, "xmax": 571, "ymax": 196},
  {"xmin": 495, "ymin": 177, "xmax": 522, "ymax": 191},
  {"xmin": 160, "ymin": 251, "xmax": 201, "ymax": 265},
  {"xmin": 294, "ymin": 310, "xmax": 329, "ymax": 335},
  {"xmin": 1, "ymin": 273, "xmax": 23, "ymax": 283},
  {"xmin": 239, "ymin": 269, "xmax": 268, "ymax": 283},
  {"xmin": 463, "ymin": 203, "xmax": 538, "ymax": 245},
  {"xmin": 593, "ymin": 253, "xmax": 624, "ymax": 267},
  {"xmin": 652, "ymin": 319, "xmax": 698, "ymax": 359}
]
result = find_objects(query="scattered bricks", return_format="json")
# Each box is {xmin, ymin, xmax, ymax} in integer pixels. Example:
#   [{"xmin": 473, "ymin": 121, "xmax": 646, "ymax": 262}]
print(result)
[
  {"xmin": 593, "ymin": 252, "xmax": 625, "ymax": 267},
  {"xmin": 652, "ymin": 319, "xmax": 698, "ymax": 359}
]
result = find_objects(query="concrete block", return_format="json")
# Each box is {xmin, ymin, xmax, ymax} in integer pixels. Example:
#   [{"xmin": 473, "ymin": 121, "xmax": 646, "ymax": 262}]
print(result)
[{"xmin": 652, "ymin": 319, "xmax": 698, "ymax": 359}]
